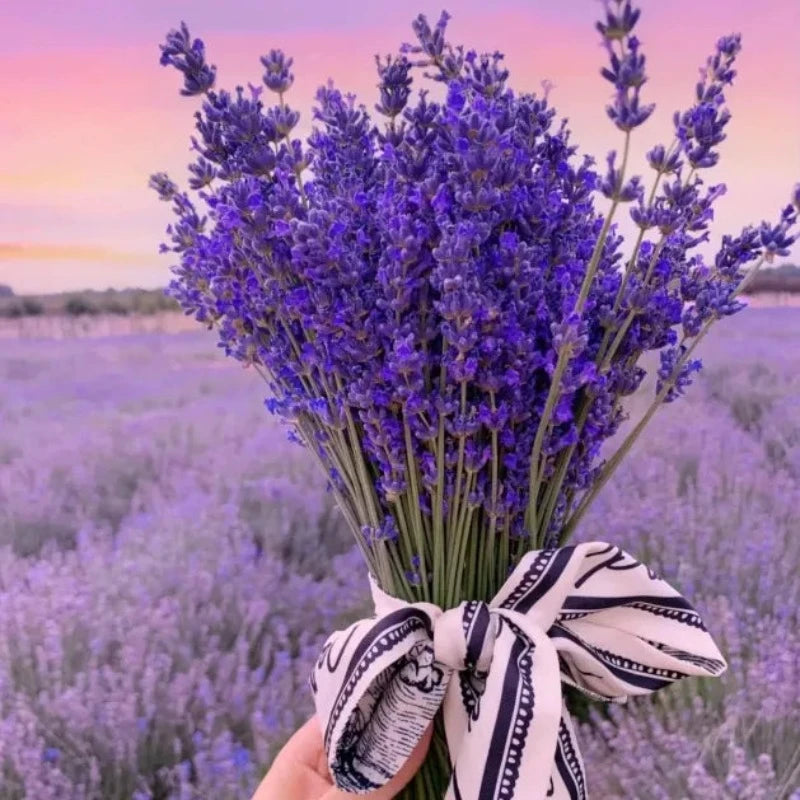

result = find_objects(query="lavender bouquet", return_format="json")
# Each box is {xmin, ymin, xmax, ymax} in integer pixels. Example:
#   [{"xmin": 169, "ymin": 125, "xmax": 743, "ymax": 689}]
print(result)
[{"xmin": 152, "ymin": 2, "xmax": 798, "ymax": 797}]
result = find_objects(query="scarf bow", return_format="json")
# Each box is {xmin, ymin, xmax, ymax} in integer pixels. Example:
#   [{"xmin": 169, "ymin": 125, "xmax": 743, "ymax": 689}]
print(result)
[{"xmin": 311, "ymin": 542, "xmax": 726, "ymax": 799}]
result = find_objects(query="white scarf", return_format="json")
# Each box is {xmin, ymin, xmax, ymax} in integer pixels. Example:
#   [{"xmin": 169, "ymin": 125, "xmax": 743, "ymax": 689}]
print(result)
[{"xmin": 311, "ymin": 542, "xmax": 726, "ymax": 799}]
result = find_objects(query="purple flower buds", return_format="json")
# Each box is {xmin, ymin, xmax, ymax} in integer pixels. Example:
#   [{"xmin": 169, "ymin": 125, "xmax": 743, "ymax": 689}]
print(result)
[
  {"xmin": 260, "ymin": 49, "xmax": 294, "ymax": 95},
  {"xmin": 159, "ymin": 22, "xmax": 216, "ymax": 96}
]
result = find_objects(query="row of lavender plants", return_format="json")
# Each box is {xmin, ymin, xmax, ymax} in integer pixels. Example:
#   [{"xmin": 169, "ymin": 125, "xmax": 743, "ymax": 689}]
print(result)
[
  {"xmin": 1, "ymin": 334, "xmax": 364, "ymax": 799},
  {"xmin": 0, "ymin": 312, "xmax": 798, "ymax": 798}
]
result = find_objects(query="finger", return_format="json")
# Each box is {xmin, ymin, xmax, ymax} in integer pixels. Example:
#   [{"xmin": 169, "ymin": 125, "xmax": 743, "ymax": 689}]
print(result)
[
  {"xmin": 280, "ymin": 717, "xmax": 331, "ymax": 778},
  {"xmin": 251, "ymin": 719, "xmax": 330, "ymax": 800},
  {"xmin": 321, "ymin": 723, "xmax": 434, "ymax": 800}
]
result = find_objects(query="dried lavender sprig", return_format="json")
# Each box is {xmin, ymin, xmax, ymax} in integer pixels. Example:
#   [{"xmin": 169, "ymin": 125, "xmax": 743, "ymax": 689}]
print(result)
[
  {"xmin": 526, "ymin": 0, "xmax": 649, "ymax": 537},
  {"xmin": 610, "ymin": 32, "xmax": 742, "ymax": 324},
  {"xmin": 536, "ymin": 33, "xmax": 747, "ymax": 542},
  {"xmin": 561, "ymin": 200, "xmax": 798, "ymax": 541}
]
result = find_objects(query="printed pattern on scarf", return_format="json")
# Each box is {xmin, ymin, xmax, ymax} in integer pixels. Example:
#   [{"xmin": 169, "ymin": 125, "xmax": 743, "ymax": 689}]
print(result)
[{"xmin": 311, "ymin": 541, "xmax": 727, "ymax": 799}]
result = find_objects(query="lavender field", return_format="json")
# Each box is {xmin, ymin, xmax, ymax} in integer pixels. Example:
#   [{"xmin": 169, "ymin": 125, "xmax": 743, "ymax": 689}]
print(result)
[{"xmin": 1, "ymin": 309, "xmax": 799, "ymax": 800}]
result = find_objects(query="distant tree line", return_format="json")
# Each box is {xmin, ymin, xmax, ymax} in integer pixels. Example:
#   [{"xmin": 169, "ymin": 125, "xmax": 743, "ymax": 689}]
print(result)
[
  {"xmin": 743, "ymin": 263, "xmax": 800, "ymax": 294},
  {"xmin": 0, "ymin": 288, "xmax": 180, "ymax": 319},
  {"xmin": 0, "ymin": 265, "xmax": 798, "ymax": 320}
]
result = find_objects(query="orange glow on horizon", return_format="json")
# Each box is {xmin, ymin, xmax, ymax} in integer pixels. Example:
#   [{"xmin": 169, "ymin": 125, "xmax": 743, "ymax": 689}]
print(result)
[{"xmin": 0, "ymin": 243, "xmax": 152, "ymax": 264}]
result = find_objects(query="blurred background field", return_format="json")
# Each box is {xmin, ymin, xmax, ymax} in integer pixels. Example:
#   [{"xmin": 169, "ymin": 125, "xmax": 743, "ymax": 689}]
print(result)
[
  {"xmin": 0, "ymin": 287, "xmax": 180, "ymax": 320},
  {"xmin": 0, "ymin": 287, "xmax": 191, "ymax": 340},
  {"xmin": 1, "ymin": 306, "xmax": 799, "ymax": 799}
]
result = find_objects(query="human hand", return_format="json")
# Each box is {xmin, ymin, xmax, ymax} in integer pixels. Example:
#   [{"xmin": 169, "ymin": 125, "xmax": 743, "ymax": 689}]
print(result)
[{"xmin": 252, "ymin": 717, "xmax": 431, "ymax": 800}]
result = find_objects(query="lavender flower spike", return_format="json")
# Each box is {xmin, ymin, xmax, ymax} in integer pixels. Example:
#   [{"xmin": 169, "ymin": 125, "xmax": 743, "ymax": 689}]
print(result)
[
  {"xmin": 260, "ymin": 49, "xmax": 294, "ymax": 94},
  {"xmin": 159, "ymin": 21, "xmax": 216, "ymax": 96}
]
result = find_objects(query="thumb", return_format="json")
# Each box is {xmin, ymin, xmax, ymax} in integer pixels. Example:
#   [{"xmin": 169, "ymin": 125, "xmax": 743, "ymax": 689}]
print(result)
[{"xmin": 323, "ymin": 724, "xmax": 434, "ymax": 800}]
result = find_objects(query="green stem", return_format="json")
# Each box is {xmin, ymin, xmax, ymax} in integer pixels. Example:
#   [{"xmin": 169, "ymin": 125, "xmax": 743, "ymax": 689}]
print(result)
[
  {"xmin": 497, "ymin": 514, "xmax": 511, "ymax": 590},
  {"xmin": 391, "ymin": 495, "xmax": 415, "ymax": 573},
  {"xmin": 403, "ymin": 417, "xmax": 432, "ymax": 602},
  {"xmin": 525, "ymin": 349, "xmax": 569, "ymax": 537},
  {"xmin": 335, "ymin": 381, "xmax": 381, "ymax": 527},
  {"xmin": 432, "ymin": 367, "xmax": 447, "ymax": 605},
  {"xmin": 464, "ymin": 501, "xmax": 481, "ymax": 601},
  {"xmin": 733, "ymin": 255, "xmax": 767, "ymax": 298},
  {"xmin": 448, "ymin": 382, "xmax": 468, "ymax": 545},
  {"xmin": 599, "ymin": 236, "xmax": 668, "ymax": 367},
  {"xmin": 448, "ymin": 472, "xmax": 477, "ymax": 605},
  {"xmin": 487, "ymin": 390, "xmax": 500, "ymax": 585},
  {"xmin": 526, "ymin": 131, "xmax": 631, "ymax": 536},
  {"xmin": 476, "ymin": 508, "xmax": 490, "ymax": 601},
  {"xmin": 537, "ymin": 400, "xmax": 592, "ymax": 539}
]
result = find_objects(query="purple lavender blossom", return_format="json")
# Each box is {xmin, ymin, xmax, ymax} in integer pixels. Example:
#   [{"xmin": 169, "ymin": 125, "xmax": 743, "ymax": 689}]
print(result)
[
  {"xmin": 260, "ymin": 49, "xmax": 294, "ymax": 95},
  {"xmin": 159, "ymin": 22, "xmax": 216, "ymax": 96}
]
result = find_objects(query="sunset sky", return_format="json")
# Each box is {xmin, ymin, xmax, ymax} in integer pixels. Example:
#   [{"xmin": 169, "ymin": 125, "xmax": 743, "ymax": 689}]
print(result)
[{"xmin": 2, "ymin": 0, "xmax": 799, "ymax": 294}]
